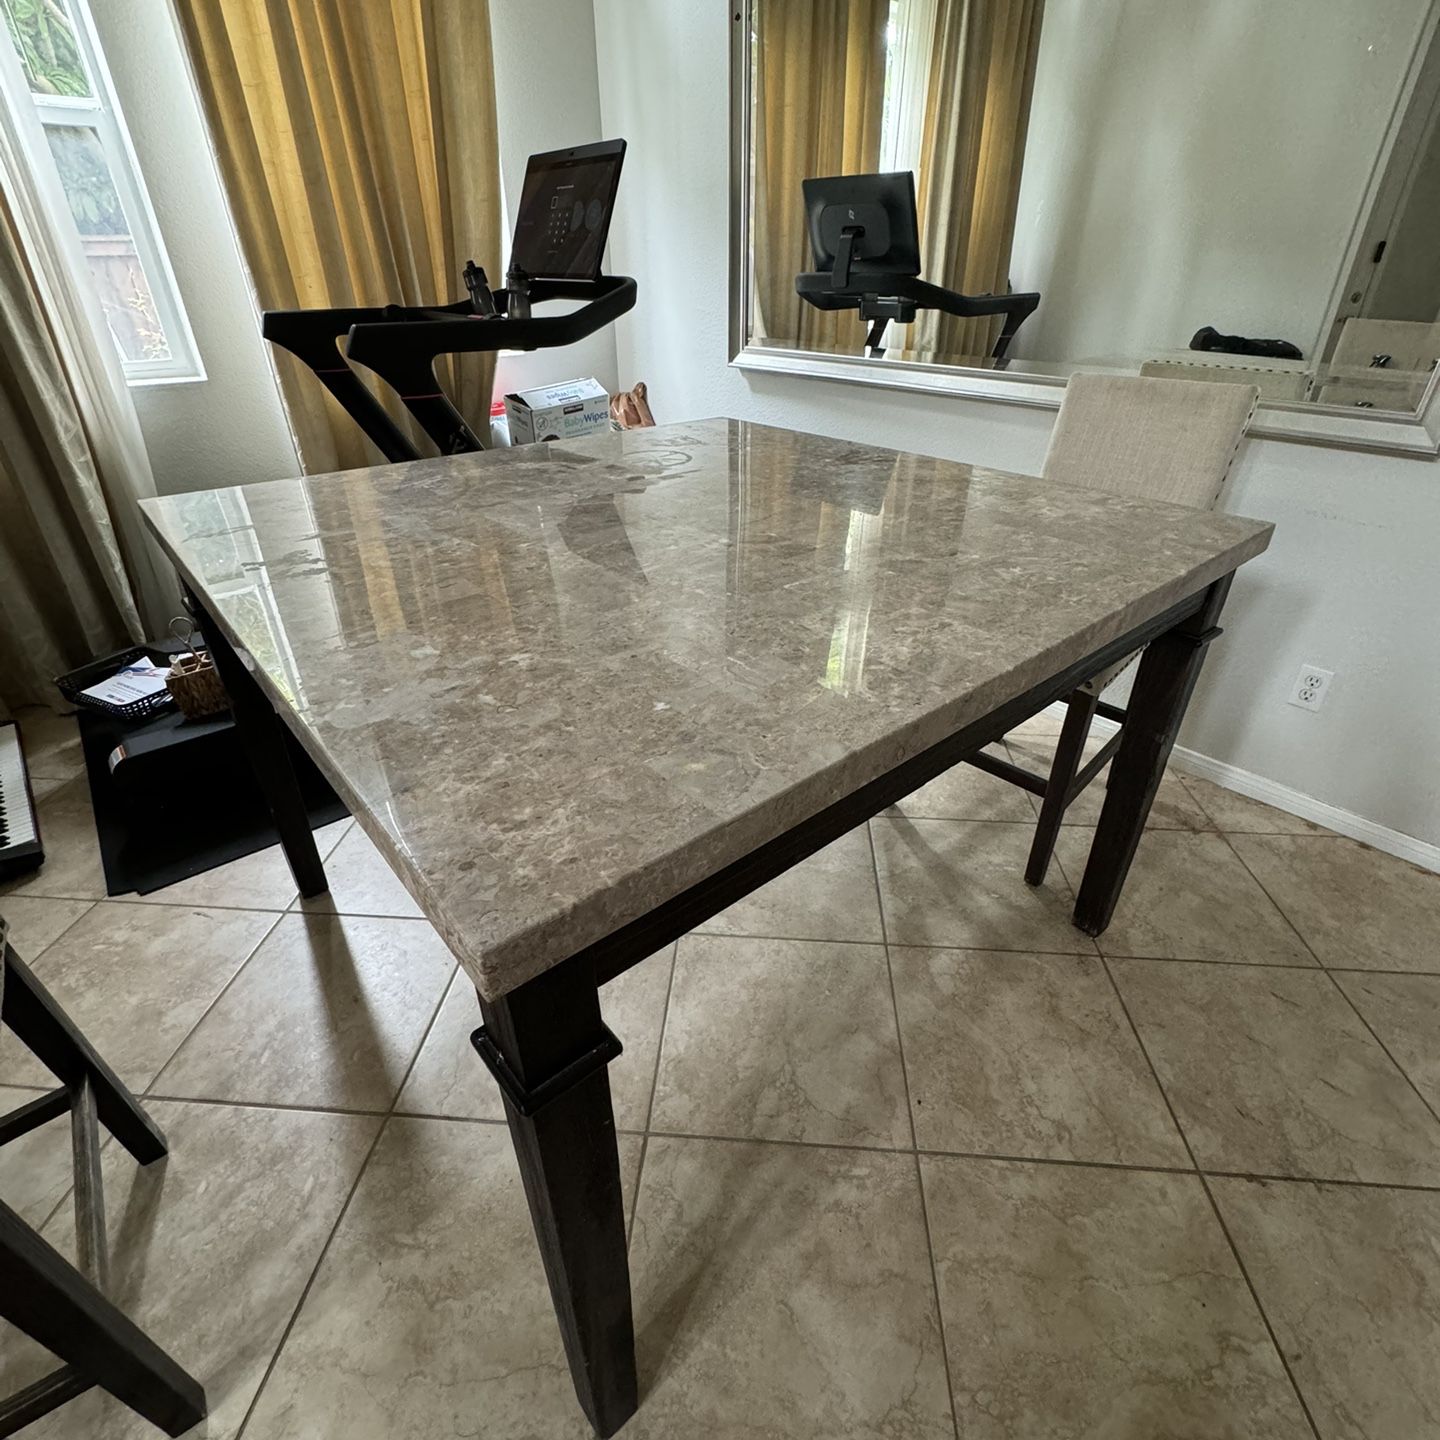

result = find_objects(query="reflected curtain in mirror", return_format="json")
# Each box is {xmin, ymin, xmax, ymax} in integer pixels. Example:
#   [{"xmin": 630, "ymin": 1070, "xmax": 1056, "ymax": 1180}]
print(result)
[
  {"xmin": 915, "ymin": 0, "xmax": 1044, "ymax": 357},
  {"xmin": 174, "ymin": 0, "xmax": 502, "ymax": 474},
  {"xmin": 751, "ymin": 0, "xmax": 889, "ymax": 351}
]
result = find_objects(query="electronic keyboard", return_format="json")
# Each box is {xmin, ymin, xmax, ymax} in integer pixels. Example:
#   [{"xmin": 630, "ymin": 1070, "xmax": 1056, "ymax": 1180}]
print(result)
[{"xmin": 0, "ymin": 721, "xmax": 44, "ymax": 880}]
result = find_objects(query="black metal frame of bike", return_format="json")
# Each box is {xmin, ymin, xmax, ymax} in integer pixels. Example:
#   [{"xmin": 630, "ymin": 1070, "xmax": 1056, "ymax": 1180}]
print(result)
[{"xmin": 263, "ymin": 273, "xmax": 636, "ymax": 462}]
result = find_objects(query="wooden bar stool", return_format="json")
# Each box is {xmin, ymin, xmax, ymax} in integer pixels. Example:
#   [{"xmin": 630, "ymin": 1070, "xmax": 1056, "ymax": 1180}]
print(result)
[
  {"xmin": 0, "ymin": 917, "xmax": 206, "ymax": 1437},
  {"xmin": 965, "ymin": 374, "xmax": 1259, "ymax": 885}
]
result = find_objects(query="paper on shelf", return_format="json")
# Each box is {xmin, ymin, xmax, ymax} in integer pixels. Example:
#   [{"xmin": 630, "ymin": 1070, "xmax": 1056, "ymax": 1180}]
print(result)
[{"xmin": 80, "ymin": 664, "xmax": 171, "ymax": 707}]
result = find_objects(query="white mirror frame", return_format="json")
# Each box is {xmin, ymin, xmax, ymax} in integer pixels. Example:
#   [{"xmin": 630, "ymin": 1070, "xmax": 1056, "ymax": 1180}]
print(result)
[{"xmin": 727, "ymin": 2, "xmax": 1440, "ymax": 458}]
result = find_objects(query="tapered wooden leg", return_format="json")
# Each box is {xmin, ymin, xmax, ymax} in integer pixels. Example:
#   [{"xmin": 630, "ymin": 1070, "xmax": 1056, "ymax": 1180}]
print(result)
[
  {"xmin": 1025, "ymin": 690, "xmax": 1097, "ymax": 887},
  {"xmin": 1074, "ymin": 575, "xmax": 1233, "ymax": 934},
  {"xmin": 476, "ymin": 963, "xmax": 637, "ymax": 1439},
  {"xmin": 0, "ymin": 1201, "xmax": 206, "ymax": 1436},
  {"xmin": 1, "ymin": 946, "xmax": 166, "ymax": 1166},
  {"xmin": 183, "ymin": 585, "xmax": 328, "ymax": 898}
]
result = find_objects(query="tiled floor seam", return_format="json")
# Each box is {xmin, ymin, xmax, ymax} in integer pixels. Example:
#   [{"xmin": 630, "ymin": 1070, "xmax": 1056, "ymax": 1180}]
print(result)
[
  {"xmin": 865, "ymin": 818, "xmax": 963, "ymax": 1440},
  {"xmin": 1218, "ymin": 830, "xmax": 1440, "ymax": 1132},
  {"xmin": 142, "ymin": 911, "xmax": 289, "ymax": 1100},
  {"xmin": 627, "ymin": 939, "xmax": 681, "ymax": 1252},
  {"xmin": 1095, "ymin": 949, "xmax": 1324, "ymax": 1440},
  {"xmin": 232, "ymin": 943, "xmax": 459, "ymax": 1438},
  {"xmin": 0, "ymin": 900, "xmax": 97, "ymax": 968}
]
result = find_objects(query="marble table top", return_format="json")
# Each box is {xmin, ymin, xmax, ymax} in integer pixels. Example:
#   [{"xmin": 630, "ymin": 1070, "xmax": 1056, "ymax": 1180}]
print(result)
[{"xmin": 140, "ymin": 419, "xmax": 1272, "ymax": 999}]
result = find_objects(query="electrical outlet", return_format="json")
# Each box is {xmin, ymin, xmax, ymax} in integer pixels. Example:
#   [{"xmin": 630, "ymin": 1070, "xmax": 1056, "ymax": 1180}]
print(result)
[{"xmin": 1288, "ymin": 664, "xmax": 1334, "ymax": 711}]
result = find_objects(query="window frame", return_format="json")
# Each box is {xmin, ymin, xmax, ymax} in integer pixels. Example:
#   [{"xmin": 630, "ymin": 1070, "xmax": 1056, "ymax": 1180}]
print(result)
[{"xmin": 1, "ymin": 0, "xmax": 202, "ymax": 385}]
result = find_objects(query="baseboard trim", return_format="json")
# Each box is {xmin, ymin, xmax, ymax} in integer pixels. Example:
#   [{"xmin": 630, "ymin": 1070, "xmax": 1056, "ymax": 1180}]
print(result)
[{"xmin": 1079, "ymin": 709, "xmax": 1440, "ymax": 874}]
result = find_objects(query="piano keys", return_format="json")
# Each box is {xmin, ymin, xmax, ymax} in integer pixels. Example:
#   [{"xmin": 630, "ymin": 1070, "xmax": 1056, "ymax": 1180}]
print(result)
[{"xmin": 0, "ymin": 721, "xmax": 44, "ymax": 880}]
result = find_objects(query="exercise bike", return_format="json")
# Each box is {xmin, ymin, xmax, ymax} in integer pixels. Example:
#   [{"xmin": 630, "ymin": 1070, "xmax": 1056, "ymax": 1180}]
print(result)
[
  {"xmin": 263, "ymin": 140, "xmax": 635, "ymax": 462},
  {"xmin": 796, "ymin": 171, "xmax": 1039, "ymax": 361}
]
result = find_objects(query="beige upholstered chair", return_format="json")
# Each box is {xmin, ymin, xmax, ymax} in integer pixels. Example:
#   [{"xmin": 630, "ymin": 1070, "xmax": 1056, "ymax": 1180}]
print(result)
[{"xmin": 966, "ymin": 373, "xmax": 1258, "ymax": 885}]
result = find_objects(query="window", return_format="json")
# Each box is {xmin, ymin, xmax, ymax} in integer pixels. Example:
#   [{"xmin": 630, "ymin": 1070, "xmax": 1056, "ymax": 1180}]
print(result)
[{"xmin": 0, "ymin": 0, "xmax": 200, "ymax": 383}]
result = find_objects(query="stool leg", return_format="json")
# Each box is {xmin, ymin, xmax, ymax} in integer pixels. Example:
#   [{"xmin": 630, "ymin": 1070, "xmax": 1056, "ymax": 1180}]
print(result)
[
  {"xmin": 1, "ymin": 946, "xmax": 166, "ymax": 1165},
  {"xmin": 1025, "ymin": 691, "xmax": 1097, "ymax": 887},
  {"xmin": 0, "ymin": 1201, "xmax": 206, "ymax": 1437}
]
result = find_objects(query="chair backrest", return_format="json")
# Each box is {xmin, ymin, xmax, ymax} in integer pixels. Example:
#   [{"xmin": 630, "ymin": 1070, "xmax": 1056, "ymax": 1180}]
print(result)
[{"xmin": 1041, "ymin": 373, "xmax": 1258, "ymax": 510}]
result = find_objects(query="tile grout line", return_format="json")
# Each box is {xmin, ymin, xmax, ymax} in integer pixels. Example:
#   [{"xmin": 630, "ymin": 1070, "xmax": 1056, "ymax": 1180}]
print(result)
[
  {"xmin": 0, "ymin": 899, "xmax": 98, "ymax": 972},
  {"xmin": 627, "ymin": 940, "xmax": 680, "ymax": 1251},
  {"xmin": 683, "ymin": 926, "xmax": 1440, "ymax": 977},
  {"xmin": 1096, "ymin": 952, "xmax": 1324, "ymax": 1440},
  {"xmin": 233, "ymin": 956, "xmax": 459, "ymax": 1438},
  {"xmin": 14, "ymin": 906, "xmax": 285, "ymax": 1241},
  {"xmin": 1218, "ymin": 832, "xmax": 1440, "ymax": 1133},
  {"xmin": 141, "ymin": 911, "xmax": 289, "ymax": 1100},
  {"xmin": 865, "ymin": 819, "xmax": 962, "ymax": 1440}
]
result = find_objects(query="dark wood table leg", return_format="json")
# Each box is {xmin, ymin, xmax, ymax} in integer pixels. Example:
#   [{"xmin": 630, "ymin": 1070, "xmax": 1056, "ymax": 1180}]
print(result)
[
  {"xmin": 1074, "ymin": 574, "xmax": 1233, "ymax": 935},
  {"xmin": 474, "ymin": 962, "xmax": 637, "ymax": 1438},
  {"xmin": 182, "ymin": 584, "xmax": 328, "ymax": 898}
]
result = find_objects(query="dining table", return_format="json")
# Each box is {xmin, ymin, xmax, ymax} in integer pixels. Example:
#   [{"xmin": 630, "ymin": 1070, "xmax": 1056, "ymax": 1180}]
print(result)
[{"xmin": 139, "ymin": 416, "xmax": 1273, "ymax": 1437}]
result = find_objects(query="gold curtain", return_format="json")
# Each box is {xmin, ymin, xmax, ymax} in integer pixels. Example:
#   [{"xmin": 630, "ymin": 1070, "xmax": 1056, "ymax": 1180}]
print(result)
[
  {"xmin": 0, "ymin": 166, "xmax": 167, "ymax": 714},
  {"xmin": 914, "ymin": 0, "xmax": 1044, "ymax": 358},
  {"xmin": 751, "ymin": 0, "xmax": 889, "ymax": 353},
  {"xmin": 173, "ymin": 0, "xmax": 503, "ymax": 475}
]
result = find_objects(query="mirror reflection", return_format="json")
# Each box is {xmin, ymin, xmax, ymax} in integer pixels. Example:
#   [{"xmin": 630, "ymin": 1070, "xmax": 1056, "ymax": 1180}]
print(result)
[{"xmin": 742, "ymin": 1, "xmax": 1440, "ymax": 413}]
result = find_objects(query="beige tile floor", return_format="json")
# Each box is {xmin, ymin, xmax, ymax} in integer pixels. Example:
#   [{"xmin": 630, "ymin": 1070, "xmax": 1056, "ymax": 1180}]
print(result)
[{"xmin": 1, "ymin": 708, "xmax": 1438, "ymax": 1438}]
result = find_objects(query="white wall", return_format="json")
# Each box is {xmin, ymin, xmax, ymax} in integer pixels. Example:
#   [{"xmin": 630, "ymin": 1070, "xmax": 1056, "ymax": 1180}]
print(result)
[
  {"xmin": 1007, "ymin": 0, "xmax": 1432, "ymax": 365},
  {"xmin": 91, "ymin": 0, "xmax": 299, "ymax": 496},
  {"xmin": 595, "ymin": 0, "xmax": 1440, "ymax": 850},
  {"xmin": 488, "ymin": 0, "xmax": 619, "ymax": 399}
]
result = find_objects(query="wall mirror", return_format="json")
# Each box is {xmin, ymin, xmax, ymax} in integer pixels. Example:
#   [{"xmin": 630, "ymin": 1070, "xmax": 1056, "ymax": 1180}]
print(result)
[{"xmin": 729, "ymin": 0, "xmax": 1440, "ymax": 454}]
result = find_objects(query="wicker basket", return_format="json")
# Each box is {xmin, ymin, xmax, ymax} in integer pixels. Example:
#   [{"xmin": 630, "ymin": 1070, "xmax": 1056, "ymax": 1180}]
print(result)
[{"xmin": 166, "ymin": 651, "xmax": 229, "ymax": 719}]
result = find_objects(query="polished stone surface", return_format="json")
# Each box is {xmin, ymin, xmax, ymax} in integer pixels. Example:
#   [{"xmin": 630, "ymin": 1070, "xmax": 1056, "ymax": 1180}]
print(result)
[
  {"xmin": 922, "ymin": 1157, "xmax": 1313, "ymax": 1439},
  {"xmin": 1213, "ymin": 1177, "xmax": 1440, "ymax": 1440},
  {"xmin": 1112, "ymin": 960, "xmax": 1440, "ymax": 1183},
  {"xmin": 141, "ymin": 419, "xmax": 1271, "ymax": 999},
  {"xmin": 891, "ymin": 947, "xmax": 1186, "ymax": 1165},
  {"xmin": 651, "ymin": 935, "xmax": 910, "ymax": 1147}
]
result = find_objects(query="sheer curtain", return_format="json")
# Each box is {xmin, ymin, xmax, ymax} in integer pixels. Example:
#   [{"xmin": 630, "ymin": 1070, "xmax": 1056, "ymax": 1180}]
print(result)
[
  {"xmin": 751, "ymin": 0, "xmax": 889, "ymax": 352},
  {"xmin": 173, "ymin": 0, "xmax": 503, "ymax": 475},
  {"xmin": 0, "ymin": 50, "xmax": 171, "ymax": 716},
  {"xmin": 914, "ymin": 0, "xmax": 1045, "ymax": 358}
]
